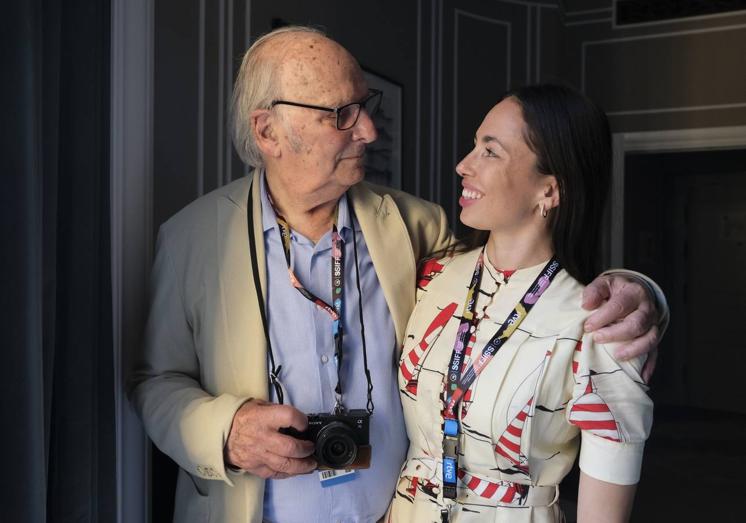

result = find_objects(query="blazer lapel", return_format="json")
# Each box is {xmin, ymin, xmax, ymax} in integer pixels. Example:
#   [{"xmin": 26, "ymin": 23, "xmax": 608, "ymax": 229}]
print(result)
[
  {"xmin": 216, "ymin": 171, "xmax": 269, "ymax": 398},
  {"xmin": 350, "ymin": 184, "xmax": 417, "ymax": 346}
]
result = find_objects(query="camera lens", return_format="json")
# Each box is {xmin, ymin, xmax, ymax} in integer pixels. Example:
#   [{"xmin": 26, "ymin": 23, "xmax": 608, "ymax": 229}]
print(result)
[{"xmin": 315, "ymin": 421, "xmax": 358, "ymax": 468}]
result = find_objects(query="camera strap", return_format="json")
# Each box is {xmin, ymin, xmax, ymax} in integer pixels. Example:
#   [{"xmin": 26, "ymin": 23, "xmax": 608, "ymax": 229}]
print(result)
[
  {"xmin": 247, "ymin": 177, "xmax": 374, "ymax": 414},
  {"xmin": 441, "ymin": 249, "xmax": 561, "ymax": 499},
  {"xmin": 248, "ymin": 178, "xmax": 284, "ymax": 404}
]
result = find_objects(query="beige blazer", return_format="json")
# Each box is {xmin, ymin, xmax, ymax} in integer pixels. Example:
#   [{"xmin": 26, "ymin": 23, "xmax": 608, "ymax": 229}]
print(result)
[{"xmin": 129, "ymin": 170, "xmax": 453, "ymax": 522}]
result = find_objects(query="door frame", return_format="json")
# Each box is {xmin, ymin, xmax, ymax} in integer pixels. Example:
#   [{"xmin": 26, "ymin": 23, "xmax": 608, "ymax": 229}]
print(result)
[
  {"xmin": 611, "ymin": 125, "xmax": 746, "ymax": 266},
  {"xmin": 111, "ymin": 1, "xmax": 154, "ymax": 522}
]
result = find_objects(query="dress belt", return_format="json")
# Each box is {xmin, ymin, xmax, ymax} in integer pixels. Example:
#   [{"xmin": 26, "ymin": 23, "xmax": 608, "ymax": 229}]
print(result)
[{"xmin": 399, "ymin": 457, "xmax": 560, "ymax": 508}]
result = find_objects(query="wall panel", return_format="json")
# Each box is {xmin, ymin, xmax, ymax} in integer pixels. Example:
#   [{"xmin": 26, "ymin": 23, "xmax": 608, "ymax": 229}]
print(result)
[{"xmin": 562, "ymin": 0, "xmax": 746, "ymax": 132}]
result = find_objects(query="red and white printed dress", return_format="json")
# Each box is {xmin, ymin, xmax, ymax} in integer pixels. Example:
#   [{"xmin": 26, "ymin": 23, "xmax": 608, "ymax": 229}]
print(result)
[{"xmin": 387, "ymin": 248, "xmax": 653, "ymax": 522}]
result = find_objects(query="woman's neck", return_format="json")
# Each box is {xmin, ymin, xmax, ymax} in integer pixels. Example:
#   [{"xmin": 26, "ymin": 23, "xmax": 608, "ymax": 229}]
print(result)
[{"xmin": 485, "ymin": 228, "xmax": 553, "ymax": 271}]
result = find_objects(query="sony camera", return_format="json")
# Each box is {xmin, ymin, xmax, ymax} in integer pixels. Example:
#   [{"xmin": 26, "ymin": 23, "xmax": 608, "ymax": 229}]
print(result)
[{"xmin": 282, "ymin": 409, "xmax": 371, "ymax": 470}]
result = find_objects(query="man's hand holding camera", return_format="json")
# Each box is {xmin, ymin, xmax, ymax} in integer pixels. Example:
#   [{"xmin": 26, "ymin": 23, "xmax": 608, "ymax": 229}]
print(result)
[{"xmin": 224, "ymin": 399, "xmax": 316, "ymax": 479}]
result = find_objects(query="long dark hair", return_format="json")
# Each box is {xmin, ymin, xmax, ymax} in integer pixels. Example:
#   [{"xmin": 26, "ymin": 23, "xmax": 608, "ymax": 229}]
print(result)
[{"xmin": 438, "ymin": 84, "xmax": 611, "ymax": 284}]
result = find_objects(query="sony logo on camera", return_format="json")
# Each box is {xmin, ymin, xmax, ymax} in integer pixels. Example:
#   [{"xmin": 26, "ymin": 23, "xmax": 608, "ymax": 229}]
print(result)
[{"xmin": 282, "ymin": 409, "xmax": 371, "ymax": 470}]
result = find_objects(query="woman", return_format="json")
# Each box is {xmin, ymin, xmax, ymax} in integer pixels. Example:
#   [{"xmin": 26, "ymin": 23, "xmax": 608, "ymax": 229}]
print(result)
[{"xmin": 388, "ymin": 84, "xmax": 652, "ymax": 522}]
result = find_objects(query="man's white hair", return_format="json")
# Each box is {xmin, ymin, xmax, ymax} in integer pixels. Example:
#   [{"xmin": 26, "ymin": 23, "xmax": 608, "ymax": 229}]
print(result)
[{"xmin": 230, "ymin": 25, "xmax": 326, "ymax": 169}]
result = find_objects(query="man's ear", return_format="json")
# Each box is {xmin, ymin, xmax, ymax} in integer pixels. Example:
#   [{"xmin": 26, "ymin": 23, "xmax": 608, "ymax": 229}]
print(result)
[{"xmin": 251, "ymin": 109, "xmax": 281, "ymax": 158}]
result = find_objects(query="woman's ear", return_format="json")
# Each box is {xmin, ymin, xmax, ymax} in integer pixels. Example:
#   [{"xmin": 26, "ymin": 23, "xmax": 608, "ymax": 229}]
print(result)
[
  {"xmin": 251, "ymin": 109, "xmax": 281, "ymax": 158},
  {"xmin": 542, "ymin": 175, "xmax": 560, "ymax": 210}
]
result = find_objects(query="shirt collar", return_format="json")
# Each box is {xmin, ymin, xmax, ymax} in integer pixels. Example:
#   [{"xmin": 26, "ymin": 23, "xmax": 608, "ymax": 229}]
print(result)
[
  {"xmin": 260, "ymin": 170, "xmax": 353, "ymax": 238},
  {"xmin": 482, "ymin": 251, "xmax": 553, "ymax": 287}
]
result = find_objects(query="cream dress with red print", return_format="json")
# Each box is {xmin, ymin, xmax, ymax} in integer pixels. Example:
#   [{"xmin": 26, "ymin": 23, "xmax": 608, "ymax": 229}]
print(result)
[{"xmin": 387, "ymin": 248, "xmax": 653, "ymax": 523}]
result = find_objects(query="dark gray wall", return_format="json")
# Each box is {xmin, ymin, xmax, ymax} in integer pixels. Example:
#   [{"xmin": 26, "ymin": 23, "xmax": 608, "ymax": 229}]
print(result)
[
  {"xmin": 248, "ymin": 0, "xmax": 420, "ymax": 193},
  {"xmin": 429, "ymin": 0, "xmax": 563, "ymax": 230},
  {"xmin": 561, "ymin": 0, "xmax": 746, "ymax": 133},
  {"xmin": 152, "ymin": 0, "xmax": 567, "ymax": 231},
  {"xmin": 152, "ymin": 0, "xmax": 746, "ymax": 230},
  {"xmin": 154, "ymin": 0, "xmax": 250, "ymax": 233}
]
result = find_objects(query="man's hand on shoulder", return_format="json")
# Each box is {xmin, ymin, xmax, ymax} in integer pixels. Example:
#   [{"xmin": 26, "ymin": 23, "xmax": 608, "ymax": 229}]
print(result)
[
  {"xmin": 224, "ymin": 399, "xmax": 316, "ymax": 479},
  {"xmin": 581, "ymin": 273, "xmax": 661, "ymax": 383}
]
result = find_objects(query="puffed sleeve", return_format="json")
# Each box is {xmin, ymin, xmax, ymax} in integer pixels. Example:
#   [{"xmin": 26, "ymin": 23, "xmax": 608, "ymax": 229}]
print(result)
[{"xmin": 565, "ymin": 333, "xmax": 653, "ymax": 485}]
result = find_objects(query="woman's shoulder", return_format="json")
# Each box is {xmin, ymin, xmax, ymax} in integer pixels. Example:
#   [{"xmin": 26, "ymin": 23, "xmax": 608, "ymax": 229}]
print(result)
[
  {"xmin": 417, "ymin": 247, "xmax": 482, "ymax": 289},
  {"xmin": 525, "ymin": 269, "xmax": 590, "ymax": 337}
]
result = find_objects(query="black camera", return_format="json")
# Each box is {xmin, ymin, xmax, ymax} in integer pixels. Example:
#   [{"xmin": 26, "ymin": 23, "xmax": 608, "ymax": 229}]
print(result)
[{"xmin": 282, "ymin": 409, "xmax": 371, "ymax": 470}]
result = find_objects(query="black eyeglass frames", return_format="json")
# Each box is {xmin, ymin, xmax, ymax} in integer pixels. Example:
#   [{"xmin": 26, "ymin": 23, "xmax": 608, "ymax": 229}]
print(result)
[{"xmin": 270, "ymin": 89, "xmax": 383, "ymax": 130}]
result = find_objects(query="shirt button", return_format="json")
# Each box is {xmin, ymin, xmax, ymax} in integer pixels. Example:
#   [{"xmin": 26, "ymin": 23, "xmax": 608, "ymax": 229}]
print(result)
[{"xmin": 321, "ymin": 355, "xmax": 329, "ymax": 364}]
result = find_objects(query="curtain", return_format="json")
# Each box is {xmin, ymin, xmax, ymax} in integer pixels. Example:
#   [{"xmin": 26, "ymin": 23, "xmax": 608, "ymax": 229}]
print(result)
[{"xmin": 1, "ymin": 1, "xmax": 116, "ymax": 521}]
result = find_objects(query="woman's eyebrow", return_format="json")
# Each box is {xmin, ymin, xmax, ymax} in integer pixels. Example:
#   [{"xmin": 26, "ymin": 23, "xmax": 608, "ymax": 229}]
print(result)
[{"xmin": 479, "ymin": 134, "xmax": 510, "ymax": 153}]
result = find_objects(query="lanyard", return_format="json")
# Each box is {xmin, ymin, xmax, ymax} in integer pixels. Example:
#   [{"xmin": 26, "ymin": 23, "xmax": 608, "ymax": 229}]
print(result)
[
  {"xmin": 441, "ymin": 250, "xmax": 561, "ymax": 499},
  {"xmin": 274, "ymin": 215, "xmax": 344, "ymax": 325},
  {"xmin": 267, "ymin": 188, "xmax": 347, "ymax": 410},
  {"xmin": 246, "ymin": 177, "xmax": 375, "ymax": 414}
]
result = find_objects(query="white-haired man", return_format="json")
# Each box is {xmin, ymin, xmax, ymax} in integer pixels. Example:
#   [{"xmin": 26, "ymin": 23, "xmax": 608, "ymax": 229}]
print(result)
[{"xmin": 130, "ymin": 26, "xmax": 666, "ymax": 522}]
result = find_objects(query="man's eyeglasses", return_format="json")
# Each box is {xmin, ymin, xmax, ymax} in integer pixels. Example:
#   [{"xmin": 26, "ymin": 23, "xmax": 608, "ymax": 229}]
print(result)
[{"xmin": 270, "ymin": 89, "xmax": 383, "ymax": 131}]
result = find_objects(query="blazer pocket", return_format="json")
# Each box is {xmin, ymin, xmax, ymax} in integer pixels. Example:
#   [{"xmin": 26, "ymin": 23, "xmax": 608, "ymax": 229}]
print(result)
[{"xmin": 173, "ymin": 470, "xmax": 211, "ymax": 523}]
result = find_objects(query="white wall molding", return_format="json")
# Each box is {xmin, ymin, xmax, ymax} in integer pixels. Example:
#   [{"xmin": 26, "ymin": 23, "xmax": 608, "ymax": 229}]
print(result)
[
  {"xmin": 426, "ymin": 0, "xmax": 443, "ymax": 203},
  {"xmin": 565, "ymin": 18, "xmax": 612, "ymax": 26},
  {"xmin": 611, "ymin": 0, "xmax": 746, "ymax": 29},
  {"xmin": 566, "ymin": 6, "xmax": 612, "ymax": 17},
  {"xmin": 610, "ymin": 125, "xmax": 746, "ymax": 265},
  {"xmin": 535, "ymin": 5, "xmax": 541, "ymax": 81},
  {"xmin": 526, "ymin": 5, "xmax": 532, "ymax": 83},
  {"xmin": 415, "ymin": 0, "xmax": 423, "ymax": 197},
  {"xmin": 110, "ymin": 1, "xmax": 154, "ymax": 522},
  {"xmin": 197, "ymin": 0, "xmax": 206, "ymax": 196},
  {"xmin": 581, "ymin": 22, "xmax": 746, "ymax": 104},
  {"xmin": 607, "ymin": 102, "xmax": 746, "ymax": 117},
  {"xmin": 496, "ymin": 0, "xmax": 557, "ymax": 8}
]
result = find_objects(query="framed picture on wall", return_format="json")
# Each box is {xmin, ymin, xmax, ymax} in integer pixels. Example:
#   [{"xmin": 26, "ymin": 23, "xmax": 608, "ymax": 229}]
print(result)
[{"xmin": 363, "ymin": 69, "xmax": 402, "ymax": 189}]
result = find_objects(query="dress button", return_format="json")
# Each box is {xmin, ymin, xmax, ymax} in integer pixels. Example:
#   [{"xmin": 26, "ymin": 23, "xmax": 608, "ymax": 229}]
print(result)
[{"xmin": 321, "ymin": 354, "xmax": 329, "ymax": 364}]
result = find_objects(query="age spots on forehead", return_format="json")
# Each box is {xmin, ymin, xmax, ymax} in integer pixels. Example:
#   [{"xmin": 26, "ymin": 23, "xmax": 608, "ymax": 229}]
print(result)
[{"xmin": 271, "ymin": 33, "xmax": 364, "ymax": 105}]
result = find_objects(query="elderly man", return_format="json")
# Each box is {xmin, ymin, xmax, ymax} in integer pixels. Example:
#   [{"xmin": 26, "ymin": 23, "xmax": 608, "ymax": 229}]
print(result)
[{"xmin": 130, "ymin": 26, "xmax": 665, "ymax": 522}]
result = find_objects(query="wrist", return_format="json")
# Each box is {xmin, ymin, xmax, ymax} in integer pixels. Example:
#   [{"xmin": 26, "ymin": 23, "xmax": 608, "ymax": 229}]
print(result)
[{"xmin": 600, "ymin": 269, "xmax": 668, "ymax": 332}]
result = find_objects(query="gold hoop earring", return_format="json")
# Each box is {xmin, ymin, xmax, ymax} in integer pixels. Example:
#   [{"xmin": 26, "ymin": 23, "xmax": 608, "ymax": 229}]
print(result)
[{"xmin": 540, "ymin": 204, "xmax": 548, "ymax": 218}]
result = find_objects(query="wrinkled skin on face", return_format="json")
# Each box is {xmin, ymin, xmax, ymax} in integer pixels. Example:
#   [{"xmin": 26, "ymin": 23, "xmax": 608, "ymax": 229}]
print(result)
[{"xmin": 258, "ymin": 33, "xmax": 378, "ymax": 215}]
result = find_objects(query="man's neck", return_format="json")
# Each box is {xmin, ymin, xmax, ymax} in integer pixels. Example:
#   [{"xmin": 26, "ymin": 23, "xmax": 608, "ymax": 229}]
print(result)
[{"xmin": 265, "ymin": 175, "xmax": 341, "ymax": 244}]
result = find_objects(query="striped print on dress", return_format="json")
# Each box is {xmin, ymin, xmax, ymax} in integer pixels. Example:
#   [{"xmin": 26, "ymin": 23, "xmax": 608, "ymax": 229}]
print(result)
[
  {"xmin": 405, "ymin": 477, "xmax": 419, "ymax": 498},
  {"xmin": 568, "ymin": 375, "xmax": 621, "ymax": 442},
  {"xmin": 572, "ymin": 339, "xmax": 582, "ymax": 376},
  {"xmin": 417, "ymin": 258, "xmax": 446, "ymax": 290},
  {"xmin": 400, "ymin": 302, "xmax": 458, "ymax": 395},
  {"xmin": 457, "ymin": 469, "xmax": 526, "ymax": 505},
  {"xmin": 494, "ymin": 397, "xmax": 532, "ymax": 474}
]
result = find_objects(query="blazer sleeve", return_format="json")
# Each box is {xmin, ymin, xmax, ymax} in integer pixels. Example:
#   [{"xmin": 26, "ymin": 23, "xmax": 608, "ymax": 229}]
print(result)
[
  {"xmin": 127, "ymin": 226, "xmax": 249, "ymax": 485},
  {"xmin": 600, "ymin": 268, "xmax": 670, "ymax": 336},
  {"xmin": 394, "ymin": 192, "xmax": 455, "ymax": 264}
]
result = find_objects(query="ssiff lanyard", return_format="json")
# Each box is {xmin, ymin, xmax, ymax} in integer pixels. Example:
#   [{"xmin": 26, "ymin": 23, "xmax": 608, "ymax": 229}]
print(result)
[
  {"xmin": 269, "ymin": 196, "xmax": 347, "ymax": 410},
  {"xmin": 247, "ymin": 178, "xmax": 375, "ymax": 413},
  {"xmin": 441, "ymin": 250, "xmax": 562, "ymax": 499}
]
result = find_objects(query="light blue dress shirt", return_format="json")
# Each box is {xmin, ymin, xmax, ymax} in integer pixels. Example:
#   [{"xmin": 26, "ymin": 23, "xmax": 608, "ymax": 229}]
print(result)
[{"xmin": 260, "ymin": 174, "xmax": 408, "ymax": 523}]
